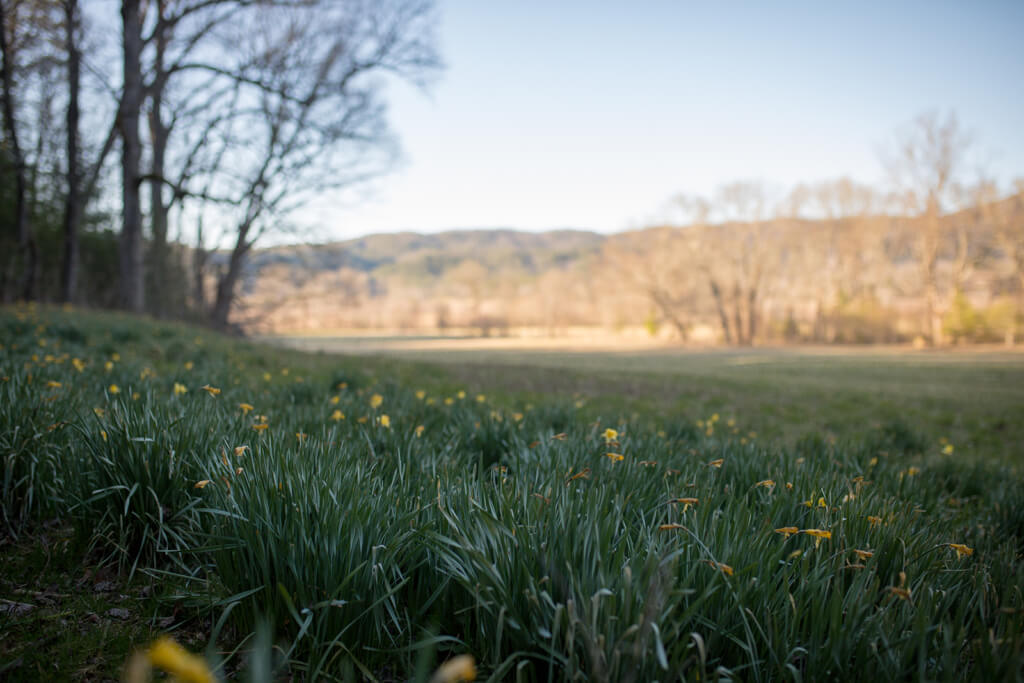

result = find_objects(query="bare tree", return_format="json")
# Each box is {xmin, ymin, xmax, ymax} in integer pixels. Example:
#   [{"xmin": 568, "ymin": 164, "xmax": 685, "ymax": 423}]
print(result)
[
  {"xmin": 885, "ymin": 111, "xmax": 972, "ymax": 346},
  {"xmin": 59, "ymin": 0, "xmax": 80, "ymax": 302},
  {"xmin": 119, "ymin": 0, "xmax": 144, "ymax": 312}
]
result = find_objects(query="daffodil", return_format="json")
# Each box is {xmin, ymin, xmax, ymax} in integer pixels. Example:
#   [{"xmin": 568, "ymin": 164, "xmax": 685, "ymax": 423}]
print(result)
[
  {"xmin": 370, "ymin": 393, "xmax": 383, "ymax": 408},
  {"xmin": 942, "ymin": 443, "xmax": 954, "ymax": 455},
  {"xmin": 674, "ymin": 497, "xmax": 698, "ymax": 512},
  {"xmin": 46, "ymin": 380, "xmax": 62, "ymax": 388},
  {"xmin": 948, "ymin": 543, "xmax": 973, "ymax": 559},
  {"xmin": 774, "ymin": 526, "xmax": 798, "ymax": 537},
  {"xmin": 108, "ymin": 384, "xmax": 120, "ymax": 394},
  {"xmin": 475, "ymin": 394, "xmax": 486, "ymax": 403},
  {"xmin": 145, "ymin": 636, "xmax": 216, "ymax": 683},
  {"xmin": 194, "ymin": 480, "xmax": 211, "ymax": 489},
  {"xmin": 184, "ymin": 361, "xmax": 194, "ymax": 371},
  {"xmin": 330, "ymin": 395, "xmax": 340, "ymax": 405},
  {"xmin": 233, "ymin": 446, "xmax": 248, "ymax": 457},
  {"xmin": 708, "ymin": 458, "xmax": 724, "ymax": 468},
  {"xmin": 239, "ymin": 402, "xmax": 254, "ymax": 414},
  {"xmin": 802, "ymin": 528, "xmax": 831, "ymax": 548},
  {"xmin": 296, "ymin": 431, "xmax": 307, "ymax": 442},
  {"xmin": 867, "ymin": 515, "xmax": 882, "ymax": 527},
  {"xmin": 705, "ymin": 560, "xmax": 733, "ymax": 576},
  {"xmin": 330, "ymin": 409, "xmax": 345, "ymax": 421},
  {"xmin": 603, "ymin": 427, "xmax": 618, "ymax": 442},
  {"xmin": 379, "ymin": 415, "xmax": 391, "ymax": 428},
  {"xmin": 173, "ymin": 382, "xmax": 187, "ymax": 396},
  {"xmin": 252, "ymin": 423, "xmax": 269, "ymax": 432},
  {"xmin": 201, "ymin": 384, "xmax": 220, "ymax": 396},
  {"xmin": 415, "ymin": 425, "xmax": 425, "ymax": 437},
  {"xmin": 415, "ymin": 390, "xmax": 426, "ymax": 400},
  {"xmin": 755, "ymin": 479, "xmax": 775, "ymax": 489},
  {"xmin": 429, "ymin": 654, "xmax": 476, "ymax": 683},
  {"xmin": 606, "ymin": 452, "xmax": 624, "ymax": 462},
  {"xmin": 853, "ymin": 549, "xmax": 874, "ymax": 561}
]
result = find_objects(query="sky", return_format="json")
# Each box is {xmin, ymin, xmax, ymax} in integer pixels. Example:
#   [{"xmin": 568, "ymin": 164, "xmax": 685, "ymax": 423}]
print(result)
[{"xmin": 306, "ymin": 0, "xmax": 1024, "ymax": 241}]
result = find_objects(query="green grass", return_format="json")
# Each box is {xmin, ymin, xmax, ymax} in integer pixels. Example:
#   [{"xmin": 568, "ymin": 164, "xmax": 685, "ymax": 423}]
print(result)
[{"xmin": 2, "ymin": 305, "xmax": 1023, "ymax": 681}]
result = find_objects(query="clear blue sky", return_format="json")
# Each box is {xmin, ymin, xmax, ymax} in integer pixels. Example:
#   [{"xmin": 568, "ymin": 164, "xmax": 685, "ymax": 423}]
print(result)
[{"xmin": 309, "ymin": 0, "xmax": 1024, "ymax": 239}]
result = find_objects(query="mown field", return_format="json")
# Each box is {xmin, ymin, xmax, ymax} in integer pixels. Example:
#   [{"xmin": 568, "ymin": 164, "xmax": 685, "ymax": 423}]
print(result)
[{"xmin": 2, "ymin": 306, "xmax": 1023, "ymax": 681}]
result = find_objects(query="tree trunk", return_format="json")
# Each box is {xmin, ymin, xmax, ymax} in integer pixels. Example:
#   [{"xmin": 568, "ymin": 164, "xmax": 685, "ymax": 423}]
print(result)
[
  {"xmin": 147, "ymin": 0, "xmax": 171, "ymax": 315},
  {"xmin": 708, "ymin": 278, "xmax": 733, "ymax": 344},
  {"xmin": 60, "ymin": 0, "xmax": 82, "ymax": 303},
  {"xmin": 210, "ymin": 223, "xmax": 252, "ymax": 330},
  {"xmin": 0, "ymin": 0, "xmax": 36, "ymax": 302},
  {"xmin": 119, "ymin": 0, "xmax": 145, "ymax": 312}
]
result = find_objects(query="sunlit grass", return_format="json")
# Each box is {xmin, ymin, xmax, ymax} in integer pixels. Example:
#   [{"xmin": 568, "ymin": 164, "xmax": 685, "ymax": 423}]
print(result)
[{"xmin": 1, "ymin": 304, "xmax": 1022, "ymax": 680}]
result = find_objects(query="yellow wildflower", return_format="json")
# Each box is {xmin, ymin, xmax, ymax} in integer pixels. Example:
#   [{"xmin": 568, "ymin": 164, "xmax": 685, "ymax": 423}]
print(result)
[
  {"xmin": 708, "ymin": 459, "xmax": 724, "ymax": 468},
  {"xmin": 942, "ymin": 443, "xmax": 954, "ymax": 455},
  {"xmin": 330, "ymin": 409, "xmax": 345, "ymax": 421},
  {"xmin": 705, "ymin": 560, "xmax": 733, "ymax": 576},
  {"xmin": 296, "ymin": 432, "xmax": 307, "ymax": 442},
  {"xmin": 674, "ymin": 497, "xmax": 698, "ymax": 512},
  {"xmin": 100, "ymin": 430, "xmax": 107, "ymax": 442},
  {"xmin": 755, "ymin": 479, "xmax": 775, "ymax": 489},
  {"xmin": 415, "ymin": 425, "xmax": 425, "ymax": 437},
  {"xmin": 132, "ymin": 392, "xmax": 140, "ymax": 400},
  {"xmin": 72, "ymin": 358, "xmax": 86, "ymax": 372},
  {"xmin": 774, "ymin": 526, "xmax": 799, "ymax": 538},
  {"xmin": 853, "ymin": 549, "xmax": 874, "ymax": 561},
  {"xmin": 110, "ymin": 352, "xmax": 120, "ymax": 361},
  {"xmin": 475, "ymin": 394, "xmax": 486, "ymax": 403},
  {"xmin": 173, "ymin": 382, "xmax": 187, "ymax": 396},
  {"xmin": 429, "ymin": 654, "xmax": 476, "ymax": 683},
  {"xmin": 948, "ymin": 543, "xmax": 973, "ymax": 559},
  {"xmin": 606, "ymin": 452, "xmax": 625, "ymax": 462},
  {"xmin": 263, "ymin": 372, "xmax": 272, "ymax": 382},
  {"xmin": 370, "ymin": 393, "xmax": 383, "ymax": 408},
  {"xmin": 46, "ymin": 380, "xmax": 62, "ymax": 389},
  {"xmin": 233, "ymin": 446, "xmax": 247, "ymax": 457},
  {"xmin": 906, "ymin": 466, "xmax": 920, "ymax": 476},
  {"xmin": 184, "ymin": 361, "xmax": 194, "ymax": 371},
  {"xmin": 201, "ymin": 384, "xmax": 220, "ymax": 396},
  {"xmin": 146, "ymin": 636, "xmax": 216, "ymax": 683},
  {"xmin": 93, "ymin": 407, "xmax": 105, "ymax": 417},
  {"xmin": 415, "ymin": 390, "xmax": 426, "ymax": 400},
  {"xmin": 239, "ymin": 402, "xmax": 254, "ymax": 414},
  {"xmin": 252, "ymin": 423, "xmax": 269, "ymax": 432},
  {"xmin": 330, "ymin": 395, "xmax": 340, "ymax": 405},
  {"xmin": 802, "ymin": 528, "xmax": 832, "ymax": 548},
  {"xmin": 380, "ymin": 415, "xmax": 391, "ymax": 428},
  {"xmin": 457, "ymin": 390, "xmax": 466, "ymax": 400},
  {"xmin": 108, "ymin": 384, "xmax": 120, "ymax": 394},
  {"xmin": 603, "ymin": 428, "xmax": 618, "ymax": 442},
  {"xmin": 867, "ymin": 515, "xmax": 882, "ymax": 527},
  {"xmin": 194, "ymin": 480, "xmax": 211, "ymax": 489},
  {"xmin": 512, "ymin": 412, "xmax": 523, "ymax": 422}
]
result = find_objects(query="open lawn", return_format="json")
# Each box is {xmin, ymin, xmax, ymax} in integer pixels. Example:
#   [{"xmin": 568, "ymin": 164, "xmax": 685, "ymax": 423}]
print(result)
[
  {"xmin": 272, "ymin": 334, "xmax": 1024, "ymax": 463},
  {"xmin": 2, "ymin": 308, "xmax": 1023, "ymax": 681}
]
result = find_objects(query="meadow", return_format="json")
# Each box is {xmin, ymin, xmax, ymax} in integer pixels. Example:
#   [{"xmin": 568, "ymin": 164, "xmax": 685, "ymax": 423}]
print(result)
[{"xmin": 2, "ymin": 306, "xmax": 1023, "ymax": 681}]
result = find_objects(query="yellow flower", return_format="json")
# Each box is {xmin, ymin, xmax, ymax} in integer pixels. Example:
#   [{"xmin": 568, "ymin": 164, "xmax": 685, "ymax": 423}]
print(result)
[
  {"xmin": 429, "ymin": 654, "xmax": 476, "ymax": 683},
  {"xmin": 853, "ymin": 549, "xmax": 874, "ymax": 561},
  {"xmin": 457, "ymin": 390, "xmax": 466, "ymax": 400},
  {"xmin": 47, "ymin": 380, "xmax": 62, "ymax": 388},
  {"xmin": 280, "ymin": 368, "xmax": 289, "ymax": 376},
  {"xmin": 512, "ymin": 412, "xmax": 524, "ymax": 422},
  {"xmin": 475, "ymin": 394, "xmax": 486, "ymax": 403},
  {"xmin": 132, "ymin": 391, "xmax": 140, "ymax": 400},
  {"xmin": 379, "ymin": 415, "xmax": 391, "ymax": 428},
  {"xmin": 173, "ymin": 382, "xmax": 187, "ymax": 396},
  {"xmin": 296, "ymin": 432, "xmax": 307, "ymax": 442},
  {"xmin": 194, "ymin": 480, "xmax": 211, "ymax": 489},
  {"xmin": 108, "ymin": 384, "xmax": 120, "ymax": 394},
  {"xmin": 330, "ymin": 409, "xmax": 345, "ymax": 421},
  {"xmin": 705, "ymin": 560, "xmax": 733, "ymax": 576},
  {"xmin": 867, "ymin": 515, "xmax": 882, "ymax": 527},
  {"xmin": 674, "ymin": 497, "xmax": 699, "ymax": 512},
  {"xmin": 415, "ymin": 390, "xmax": 426, "ymax": 400},
  {"xmin": 906, "ymin": 466, "xmax": 920, "ymax": 476},
  {"xmin": 755, "ymin": 479, "xmax": 775, "ymax": 489},
  {"xmin": 708, "ymin": 459, "xmax": 724, "ymax": 468},
  {"xmin": 802, "ymin": 528, "xmax": 832, "ymax": 548},
  {"xmin": 233, "ymin": 446, "xmax": 248, "ymax": 457},
  {"xmin": 184, "ymin": 361, "xmax": 194, "ymax": 371},
  {"xmin": 263, "ymin": 372, "xmax": 272, "ymax": 382},
  {"xmin": 100, "ymin": 430, "xmax": 107, "ymax": 442},
  {"xmin": 239, "ymin": 402, "xmax": 254, "ymax": 414},
  {"xmin": 146, "ymin": 636, "xmax": 216, "ymax": 683},
  {"xmin": 415, "ymin": 425, "xmax": 425, "ymax": 437},
  {"xmin": 948, "ymin": 543, "xmax": 973, "ymax": 559},
  {"xmin": 72, "ymin": 358, "xmax": 86, "ymax": 372},
  {"xmin": 606, "ymin": 452, "xmax": 625, "ymax": 462},
  {"xmin": 93, "ymin": 407, "xmax": 105, "ymax": 417},
  {"xmin": 252, "ymin": 423, "xmax": 269, "ymax": 432},
  {"xmin": 337, "ymin": 381, "xmax": 348, "ymax": 390},
  {"xmin": 370, "ymin": 393, "xmax": 383, "ymax": 408},
  {"xmin": 942, "ymin": 444, "xmax": 954, "ymax": 455},
  {"xmin": 603, "ymin": 428, "xmax": 618, "ymax": 442},
  {"xmin": 774, "ymin": 526, "xmax": 799, "ymax": 538},
  {"xmin": 330, "ymin": 395, "xmax": 340, "ymax": 405},
  {"xmin": 201, "ymin": 384, "xmax": 220, "ymax": 396}
]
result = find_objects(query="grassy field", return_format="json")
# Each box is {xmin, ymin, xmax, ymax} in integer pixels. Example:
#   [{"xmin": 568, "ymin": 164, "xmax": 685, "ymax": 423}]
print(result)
[
  {"xmin": 2, "ymin": 307, "xmax": 1024, "ymax": 681},
  {"xmin": 274, "ymin": 335, "xmax": 1024, "ymax": 463}
]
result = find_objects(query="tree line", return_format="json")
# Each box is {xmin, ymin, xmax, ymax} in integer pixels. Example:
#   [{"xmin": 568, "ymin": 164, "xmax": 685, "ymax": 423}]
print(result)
[{"xmin": 0, "ymin": 0, "xmax": 439, "ymax": 329}]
